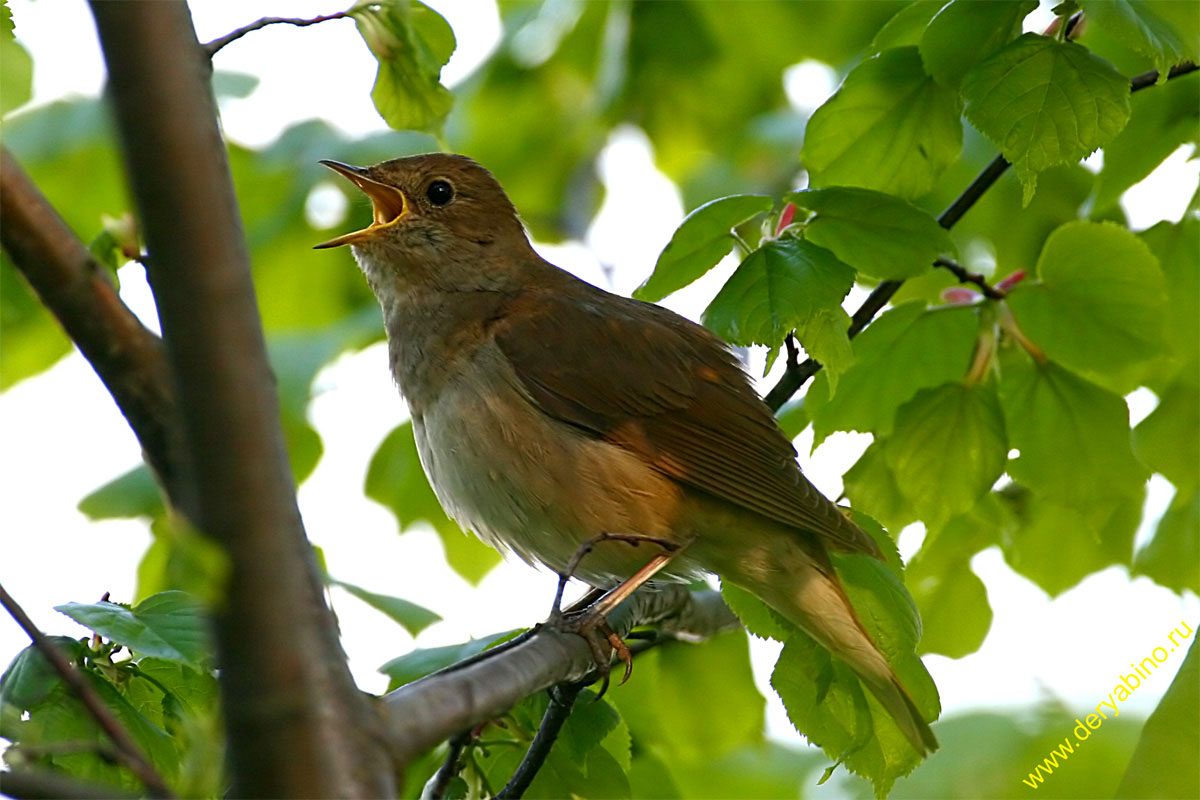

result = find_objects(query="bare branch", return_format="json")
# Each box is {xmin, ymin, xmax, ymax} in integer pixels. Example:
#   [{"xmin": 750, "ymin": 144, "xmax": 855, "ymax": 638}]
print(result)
[
  {"xmin": 0, "ymin": 149, "xmax": 190, "ymax": 512},
  {"xmin": 764, "ymin": 61, "xmax": 1199, "ymax": 413},
  {"xmin": 380, "ymin": 587, "xmax": 740, "ymax": 768},
  {"xmin": 203, "ymin": 11, "xmax": 352, "ymax": 57},
  {"xmin": 87, "ymin": 2, "xmax": 394, "ymax": 796},
  {"xmin": 0, "ymin": 768, "xmax": 139, "ymax": 800},
  {"xmin": 0, "ymin": 583, "xmax": 173, "ymax": 798}
]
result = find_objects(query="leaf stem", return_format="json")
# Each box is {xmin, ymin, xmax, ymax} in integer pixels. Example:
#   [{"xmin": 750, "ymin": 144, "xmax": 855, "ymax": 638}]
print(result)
[{"xmin": 203, "ymin": 11, "xmax": 353, "ymax": 57}]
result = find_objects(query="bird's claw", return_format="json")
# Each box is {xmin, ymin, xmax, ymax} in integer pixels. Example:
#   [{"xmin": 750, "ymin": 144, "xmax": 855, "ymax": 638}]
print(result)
[{"xmin": 549, "ymin": 606, "xmax": 633, "ymax": 699}]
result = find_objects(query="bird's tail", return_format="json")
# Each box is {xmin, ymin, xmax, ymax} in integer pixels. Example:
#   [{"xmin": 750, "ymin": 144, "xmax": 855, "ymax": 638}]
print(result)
[{"xmin": 733, "ymin": 550, "xmax": 939, "ymax": 756}]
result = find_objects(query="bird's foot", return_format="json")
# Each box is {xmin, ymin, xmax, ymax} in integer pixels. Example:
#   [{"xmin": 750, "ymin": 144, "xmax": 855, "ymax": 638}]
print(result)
[{"xmin": 546, "ymin": 603, "xmax": 633, "ymax": 699}]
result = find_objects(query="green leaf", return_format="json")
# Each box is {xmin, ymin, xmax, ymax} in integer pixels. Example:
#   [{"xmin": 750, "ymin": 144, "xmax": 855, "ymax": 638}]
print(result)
[
  {"xmin": 331, "ymin": 578, "xmax": 442, "ymax": 637},
  {"xmin": 998, "ymin": 352, "xmax": 1148, "ymax": 507},
  {"xmin": 633, "ymin": 194, "xmax": 773, "ymax": 302},
  {"xmin": 351, "ymin": 0, "xmax": 456, "ymax": 135},
  {"xmin": 1093, "ymin": 72, "xmax": 1199, "ymax": 212},
  {"xmin": 56, "ymin": 591, "xmax": 210, "ymax": 666},
  {"xmin": 802, "ymin": 46, "xmax": 962, "ymax": 200},
  {"xmin": 1006, "ymin": 220, "xmax": 1167, "ymax": 389},
  {"xmin": 0, "ymin": 0, "xmax": 31, "ymax": 116},
  {"xmin": 795, "ymin": 306, "xmax": 855, "ymax": 392},
  {"xmin": 920, "ymin": 0, "xmax": 1038, "ymax": 88},
  {"xmin": 962, "ymin": 34, "xmax": 1131, "ymax": 204},
  {"xmin": 1134, "ymin": 376, "xmax": 1199, "ymax": 489},
  {"xmin": 843, "ymin": 441, "xmax": 917, "ymax": 535},
  {"xmin": 721, "ymin": 581, "xmax": 793, "ymax": 644},
  {"xmin": 79, "ymin": 465, "xmax": 163, "ymax": 520},
  {"xmin": 365, "ymin": 421, "xmax": 502, "ymax": 585},
  {"xmin": 135, "ymin": 515, "xmax": 231, "ymax": 607},
  {"xmin": 378, "ymin": 629, "xmax": 520, "ymax": 689},
  {"xmin": 869, "ymin": 0, "xmax": 947, "ymax": 54},
  {"xmin": 1080, "ymin": 0, "xmax": 1199, "ymax": 80},
  {"xmin": 790, "ymin": 186, "xmax": 956, "ymax": 280},
  {"xmin": 1140, "ymin": 217, "xmax": 1199, "ymax": 382},
  {"xmin": 811, "ymin": 302, "xmax": 980, "ymax": 443},
  {"xmin": 881, "ymin": 382, "xmax": 1008, "ymax": 531},
  {"xmin": 1133, "ymin": 486, "xmax": 1200, "ymax": 594},
  {"xmin": 702, "ymin": 238, "xmax": 855, "ymax": 352},
  {"xmin": 997, "ymin": 483, "xmax": 1144, "ymax": 596},
  {"xmin": 1117, "ymin": 634, "xmax": 1199, "ymax": 798},
  {"xmin": 0, "ymin": 637, "xmax": 83, "ymax": 709}
]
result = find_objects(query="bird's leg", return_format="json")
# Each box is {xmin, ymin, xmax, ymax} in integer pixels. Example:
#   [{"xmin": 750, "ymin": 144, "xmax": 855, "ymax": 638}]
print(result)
[{"xmin": 548, "ymin": 533, "xmax": 687, "ymax": 696}]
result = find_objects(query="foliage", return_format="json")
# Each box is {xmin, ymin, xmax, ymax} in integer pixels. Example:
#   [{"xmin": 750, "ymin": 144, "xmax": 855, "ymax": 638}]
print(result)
[{"xmin": 2, "ymin": 0, "xmax": 1198, "ymax": 798}]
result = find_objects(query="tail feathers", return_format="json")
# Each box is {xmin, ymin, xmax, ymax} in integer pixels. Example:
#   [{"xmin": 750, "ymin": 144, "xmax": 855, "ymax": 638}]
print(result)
[
  {"xmin": 750, "ymin": 555, "xmax": 939, "ymax": 756},
  {"xmin": 859, "ymin": 673, "xmax": 939, "ymax": 756}
]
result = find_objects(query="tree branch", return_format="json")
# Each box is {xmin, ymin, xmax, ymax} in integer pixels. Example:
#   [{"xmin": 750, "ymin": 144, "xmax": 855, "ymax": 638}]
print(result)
[
  {"xmin": 0, "ymin": 584, "xmax": 173, "ymax": 798},
  {"xmin": 87, "ymin": 2, "xmax": 393, "ymax": 796},
  {"xmin": 0, "ymin": 149, "xmax": 190, "ymax": 512},
  {"xmin": 0, "ymin": 768, "xmax": 139, "ymax": 800},
  {"xmin": 380, "ymin": 586, "xmax": 740, "ymax": 769},
  {"xmin": 202, "ymin": 11, "xmax": 352, "ymax": 57},
  {"xmin": 764, "ymin": 61, "xmax": 1198, "ymax": 413}
]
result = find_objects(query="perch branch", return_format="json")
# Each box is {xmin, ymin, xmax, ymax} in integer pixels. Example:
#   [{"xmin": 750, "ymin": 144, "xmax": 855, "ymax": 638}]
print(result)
[{"xmin": 380, "ymin": 586, "xmax": 740, "ymax": 768}]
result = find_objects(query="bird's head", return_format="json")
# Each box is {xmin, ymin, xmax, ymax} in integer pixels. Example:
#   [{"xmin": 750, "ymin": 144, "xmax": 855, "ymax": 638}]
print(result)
[{"xmin": 315, "ymin": 153, "xmax": 534, "ymax": 294}]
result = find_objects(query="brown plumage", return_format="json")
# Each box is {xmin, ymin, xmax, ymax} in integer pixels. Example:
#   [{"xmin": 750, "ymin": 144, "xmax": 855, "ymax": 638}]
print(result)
[{"xmin": 316, "ymin": 153, "xmax": 937, "ymax": 756}]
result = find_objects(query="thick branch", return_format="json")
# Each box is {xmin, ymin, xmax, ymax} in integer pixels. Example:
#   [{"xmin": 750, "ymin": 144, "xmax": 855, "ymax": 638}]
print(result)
[
  {"xmin": 380, "ymin": 587, "xmax": 740, "ymax": 767},
  {"xmin": 0, "ymin": 584, "xmax": 172, "ymax": 798},
  {"xmin": 764, "ymin": 61, "xmax": 1198, "ymax": 412},
  {"xmin": 0, "ymin": 149, "xmax": 190, "ymax": 511},
  {"xmin": 88, "ymin": 2, "xmax": 393, "ymax": 796}
]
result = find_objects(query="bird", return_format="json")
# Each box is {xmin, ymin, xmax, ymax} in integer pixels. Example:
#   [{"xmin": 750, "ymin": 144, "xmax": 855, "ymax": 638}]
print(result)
[{"xmin": 314, "ymin": 152, "xmax": 938, "ymax": 756}]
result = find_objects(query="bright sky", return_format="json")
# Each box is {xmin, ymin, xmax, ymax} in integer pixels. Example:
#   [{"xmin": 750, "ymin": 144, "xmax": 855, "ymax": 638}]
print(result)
[{"xmin": 2, "ymin": 0, "xmax": 1198, "ymax": 773}]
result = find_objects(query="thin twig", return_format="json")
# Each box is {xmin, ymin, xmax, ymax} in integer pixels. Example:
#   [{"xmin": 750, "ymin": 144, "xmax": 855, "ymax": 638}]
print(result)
[
  {"xmin": 496, "ymin": 683, "xmax": 585, "ymax": 799},
  {"xmin": 934, "ymin": 257, "xmax": 1006, "ymax": 299},
  {"xmin": 0, "ymin": 583, "xmax": 174, "ymax": 798},
  {"xmin": 203, "ymin": 12, "xmax": 351, "ymax": 57},
  {"xmin": 427, "ymin": 730, "xmax": 471, "ymax": 800},
  {"xmin": 763, "ymin": 61, "xmax": 1198, "ymax": 413}
]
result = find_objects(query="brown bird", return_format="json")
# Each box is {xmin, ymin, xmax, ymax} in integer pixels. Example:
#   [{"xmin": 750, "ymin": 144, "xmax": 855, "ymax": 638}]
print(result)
[{"xmin": 315, "ymin": 153, "xmax": 938, "ymax": 756}]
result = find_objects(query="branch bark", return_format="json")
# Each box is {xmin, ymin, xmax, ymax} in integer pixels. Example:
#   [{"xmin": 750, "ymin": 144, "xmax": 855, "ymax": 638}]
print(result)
[
  {"xmin": 0, "ymin": 149, "xmax": 190, "ymax": 511},
  {"xmin": 87, "ymin": 2, "xmax": 394, "ymax": 796},
  {"xmin": 379, "ymin": 586, "xmax": 740, "ymax": 768}
]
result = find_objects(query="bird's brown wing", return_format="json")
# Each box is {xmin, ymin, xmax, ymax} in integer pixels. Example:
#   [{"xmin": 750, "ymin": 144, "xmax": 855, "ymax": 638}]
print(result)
[{"xmin": 491, "ymin": 281, "xmax": 882, "ymax": 558}]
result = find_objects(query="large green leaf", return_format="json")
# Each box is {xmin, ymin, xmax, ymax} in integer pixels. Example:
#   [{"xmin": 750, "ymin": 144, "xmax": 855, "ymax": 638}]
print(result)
[
  {"xmin": 881, "ymin": 382, "xmax": 1008, "ymax": 531},
  {"xmin": 55, "ymin": 591, "xmax": 210, "ymax": 667},
  {"xmin": 634, "ymin": 194, "xmax": 773, "ymax": 302},
  {"xmin": 351, "ymin": 0, "xmax": 456, "ymax": 135},
  {"xmin": 789, "ymin": 187, "xmax": 955, "ymax": 280},
  {"xmin": 1093, "ymin": 72, "xmax": 1199, "ymax": 212},
  {"xmin": 702, "ymin": 238, "xmax": 855, "ymax": 354},
  {"xmin": 998, "ymin": 352, "xmax": 1148, "ymax": 508},
  {"xmin": 997, "ymin": 483, "xmax": 1144, "ymax": 596},
  {"xmin": 869, "ymin": 0, "xmax": 947, "ymax": 54},
  {"xmin": 378, "ymin": 629, "xmax": 520, "ymax": 690},
  {"xmin": 802, "ymin": 46, "xmax": 962, "ymax": 200},
  {"xmin": 962, "ymin": 34, "xmax": 1131, "ymax": 203},
  {"xmin": 1080, "ymin": 0, "xmax": 1199, "ymax": 80},
  {"xmin": 0, "ymin": 637, "xmax": 84, "ymax": 710},
  {"xmin": 1133, "ymin": 486, "xmax": 1200, "ymax": 594},
  {"xmin": 810, "ymin": 302, "xmax": 979, "ymax": 444},
  {"xmin": 1006, "ymin": 220, "xmax": 1167, "ymax": 389},
  {"xmin": 365, "ymin": 421, "xmax": 502, "ymax": 585},
  {"xmin": 1133, "ymin": 375, "xmax": 1199, "ymax": 490},
  {"xmin": 1140, "ymin": 217, "xmax": 1199, "ymax": 384},
  {"xmin": 919, "ymin": 0, "xmax": 1037, "ymax": 88}
]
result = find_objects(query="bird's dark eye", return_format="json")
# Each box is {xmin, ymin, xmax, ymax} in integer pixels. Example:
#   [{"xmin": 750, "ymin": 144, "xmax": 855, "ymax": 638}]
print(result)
[{"xmin": 426, "ymin": 179, "xmax": 454, "ymax": 206}]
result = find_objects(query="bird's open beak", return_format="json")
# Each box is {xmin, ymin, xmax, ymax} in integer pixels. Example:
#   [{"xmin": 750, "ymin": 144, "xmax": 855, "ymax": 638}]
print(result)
[{"xmin": 313, "ymin": 160, "xmax": 409, "ymax": 249}]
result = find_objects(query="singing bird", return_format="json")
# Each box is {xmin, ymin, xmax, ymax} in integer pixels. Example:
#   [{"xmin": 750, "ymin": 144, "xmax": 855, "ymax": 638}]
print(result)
[{"xmin": 316, "ymin": 153, "xmax": 937, "ymax": 755}]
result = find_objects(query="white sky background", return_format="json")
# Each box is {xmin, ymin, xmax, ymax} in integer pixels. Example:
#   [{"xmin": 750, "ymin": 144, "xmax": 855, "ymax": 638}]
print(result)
[{"xmin": 2, "ymin": 0, "xmax": 1198, "ymax": 773}]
